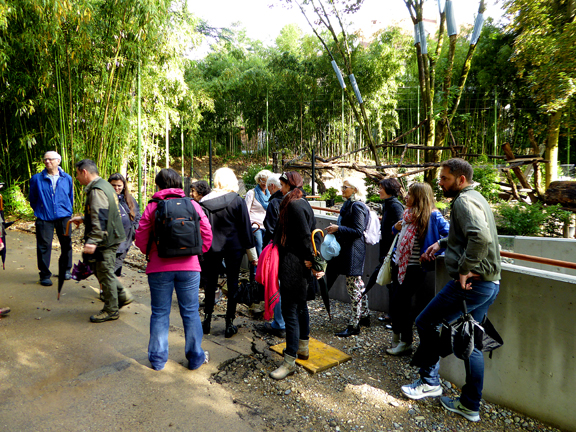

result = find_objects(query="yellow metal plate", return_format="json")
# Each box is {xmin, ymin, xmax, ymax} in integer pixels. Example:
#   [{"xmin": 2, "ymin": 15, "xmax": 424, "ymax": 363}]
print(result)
[{"xmin": 270, "ymin": 337, "xmax": 352, "ymax": 374}]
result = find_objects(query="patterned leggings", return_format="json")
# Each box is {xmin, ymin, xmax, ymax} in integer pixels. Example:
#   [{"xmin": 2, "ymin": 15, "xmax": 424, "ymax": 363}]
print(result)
[{"xmin": 346, "ymin": 276, "xmax": 369, "ymax": 327}]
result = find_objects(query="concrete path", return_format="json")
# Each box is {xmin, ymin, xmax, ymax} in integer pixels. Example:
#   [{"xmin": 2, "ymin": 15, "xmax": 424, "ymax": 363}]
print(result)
[{"xmin": 0, "ymin": 231, "xmax": 257, "ymax": 431}]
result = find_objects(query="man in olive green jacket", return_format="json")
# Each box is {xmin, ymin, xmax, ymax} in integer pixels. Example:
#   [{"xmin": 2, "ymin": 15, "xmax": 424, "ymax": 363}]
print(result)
[
  {"xmin": 399, "ymin": 158, "xmax": 501, "ymax": 423},
  {"xmin": 72, "ymin": 159, "xmax": 133, "ymax": 323}
]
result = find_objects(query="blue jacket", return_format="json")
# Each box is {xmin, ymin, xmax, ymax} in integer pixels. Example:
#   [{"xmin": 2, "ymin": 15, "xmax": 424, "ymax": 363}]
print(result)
[
  {"xmin": 29, "ymin": 167, "xmax": 74, "ymax": 221},
  {"xmin": 393, "ymin": 210, "xmax": 450, "ymax": 268}
]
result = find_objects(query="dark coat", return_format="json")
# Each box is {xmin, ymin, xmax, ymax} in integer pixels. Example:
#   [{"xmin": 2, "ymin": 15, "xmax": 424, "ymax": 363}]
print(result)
[
  {"xmin": 379, "ymin": 196, "xmax": 404, "ymax": 260},
  {"xmin": 326, "ymin": 199, "xmax": 369, "ymax": 281},
  {"xmin": 273, "ymin": 198, "xmax": 320, "ymax": 304},
  {"xmin": 200, "ymin": 192, "xmax": 254, "ymax": 253},
  {"xmin": 116, "ymin": 194, "xmax": 141, "ymax": 255},
  {"xmin": 262, "ymin": 189, "xmax": 283, "ymax": 246}
]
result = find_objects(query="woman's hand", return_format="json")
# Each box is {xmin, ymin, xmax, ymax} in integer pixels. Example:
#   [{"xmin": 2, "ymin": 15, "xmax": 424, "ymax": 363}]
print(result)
[
  {"xmin": 304, "ymin": 260, "xmax": 312, "ymax": 269},
  {"xmin": 421, "ymin": 241, "xmax": 440, "ymax": 261},
  {"xmin": 326, "ymin": 224, "xmax": 339, "ymax": 234},
  {"xmin": 251, "ymin": 259, "xmax": 258, "ymax": 266},
  {"xmin": 394, "ymin": 220, "xmax": 402, "ymax": 231},
  {"xmin": 311, "ymin": 268, "xmax": 325, "ymax": 279}
]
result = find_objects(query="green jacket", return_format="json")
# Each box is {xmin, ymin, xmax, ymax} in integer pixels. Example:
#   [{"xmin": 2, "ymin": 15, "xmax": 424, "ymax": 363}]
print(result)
[
  {"xmin": 438, "ymin": 186, "xmax": 501, "ymax": 282},
  {"xmin": 83, "ymin": 177, "xmax": 125, "ymax": 249}
]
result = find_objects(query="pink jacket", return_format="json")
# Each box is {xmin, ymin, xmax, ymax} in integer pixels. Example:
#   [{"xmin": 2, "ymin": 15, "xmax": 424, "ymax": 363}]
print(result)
[{"xmin": 134, "ymin": 188, "xmax": 212, "ymax": 274}]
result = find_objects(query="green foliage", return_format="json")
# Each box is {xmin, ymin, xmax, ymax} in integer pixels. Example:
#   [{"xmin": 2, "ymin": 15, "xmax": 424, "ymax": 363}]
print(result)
[
  {"xmin": 1, "ymin": 184, "xmax": 33, "ymax": 218},
  {"xmin": 495, "ymin": 202, "xmax": 571, "ymax": 237},
  {"xmin": 303, "ymin": 184, "xmax": 312, "ymax": 195},
  {"xmin": 472, "ymin": 164, "xmax": 501, "ymax": 203},
  {"xmin": 241, "ymin": 164, "xmax": 271, "ymax": 192},
  {"xmin": 321, "ymin": 187, "xmax": 338, "ymax": 201}
]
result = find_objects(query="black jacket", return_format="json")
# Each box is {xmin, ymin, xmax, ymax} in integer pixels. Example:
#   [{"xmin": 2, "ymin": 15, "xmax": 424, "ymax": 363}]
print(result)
[
  {"xmin": 379, "ymin": 196, "xmax": 404, "ymax": 260},
  {"xmin": 274, "ymin": 198, "xmax": 320, "ymax": 303},
  {"xmin": 116, "ymin": 194, "xmax": 141, "ymax": 255},
  {"xmin": 200, "ymin": 192, "xmax": 254, "ymax": 253},
  {"xmin": 327, "ymin": 199, "xmax": 368, "ymax": 280},
  {"xmin": 262, "ymin": 190, "xmax": 284, "ymax": 246}
]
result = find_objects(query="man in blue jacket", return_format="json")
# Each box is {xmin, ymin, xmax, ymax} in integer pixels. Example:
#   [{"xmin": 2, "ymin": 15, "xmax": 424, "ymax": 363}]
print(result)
[{"xmin": 29, "ymin": 151, "xmax": 74, "ymax": 286}]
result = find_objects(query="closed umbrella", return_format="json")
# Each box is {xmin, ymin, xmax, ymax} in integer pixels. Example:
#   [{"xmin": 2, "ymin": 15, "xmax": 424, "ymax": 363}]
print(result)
[{"xmin": 57, "ymin": 220, "xmax": 74, "ymax": 300}]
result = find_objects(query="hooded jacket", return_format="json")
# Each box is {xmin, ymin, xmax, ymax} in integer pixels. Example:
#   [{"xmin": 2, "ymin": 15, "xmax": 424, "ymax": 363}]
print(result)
[
  {"xmin": 200, "ymin": 191, "xmax": 254, "ymax": 253},
  {"xmin": 134, "ymin": 188, "xmax": 212, "ymax": 274}
]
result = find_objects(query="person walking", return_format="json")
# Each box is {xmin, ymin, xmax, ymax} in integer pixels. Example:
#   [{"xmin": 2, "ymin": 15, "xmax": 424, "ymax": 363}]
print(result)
[
  {"xmin": 71, "ymin": 159, "xmax": 133, "ymax": 323},
  {"xmin": 386, "ymin": 182, "xmax": 450, "ymax": 356},
  {"xmin": 0, "ymin": 237, "xmax": 10, "ymax": 318},
  {"xmin": 134, "ymin": 168, "xmax": 213, "ymax": 371},
  {"xmin": 108, "ymin": 173, "xmax": 141, "ymax": 277},
  {"xmin": 200, "ymin": 168, "xmax": 257, "ymax": 338},
  {"xmin": 191, "ymin": 181, "xmax": 211, "ymax": 202},
  {"xmin": 269, "ymin": 172, "xmax": 324, "ymax": 380},
  {"xmin": 29, "ymin": 151, "xmax": 73, "ymax": 286},
  {"xmin": 325, "ymin": 177, "xmax": 370, "ymax": 337},
  {"xmin": 400, "ymin": 158, "xmax": 501, "ymax": 423}
]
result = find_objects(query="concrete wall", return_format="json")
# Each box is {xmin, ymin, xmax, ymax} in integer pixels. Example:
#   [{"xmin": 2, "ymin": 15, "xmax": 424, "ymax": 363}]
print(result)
[
  {"xmin": 436, "ymin": 258, "xmax": 576, "ymax": 432},
  {"xmin": 499, "ymin": 235, "xmax": 576, "ymax": 277}
]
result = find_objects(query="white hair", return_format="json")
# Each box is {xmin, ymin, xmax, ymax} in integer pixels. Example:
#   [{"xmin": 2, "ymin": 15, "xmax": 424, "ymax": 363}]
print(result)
[
  {"xmin": 213, "ymin": 167, "xmax": 239, "ymax": 193},
  {"xmin": 254, "ymin": 169, "xmax": 273, "ymax": 183},
  {"xmin": 266, "ymin": 174, "xmax": 281, "ymax": 188},
  {"xmin": 345, "ymin": 177, "xmax": 367, "ymax": 202},
  {"xmin": 44, "ymin": 151, "xmax": 61, "ymax": 162}
]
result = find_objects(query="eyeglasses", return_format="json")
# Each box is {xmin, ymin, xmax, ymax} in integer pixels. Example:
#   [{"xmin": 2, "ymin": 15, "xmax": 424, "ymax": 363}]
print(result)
[
  {"xmin": 43, "ymin": 158, "xmax": 58, "ymax": 162},
  {"xmin": 341, "ymin": 185, "xmax": 352, "ymax": 191}
]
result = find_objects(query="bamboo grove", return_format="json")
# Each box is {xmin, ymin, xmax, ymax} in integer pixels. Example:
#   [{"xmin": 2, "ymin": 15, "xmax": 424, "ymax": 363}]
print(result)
[{"xmin": 0, "ymin": 0, "xmax": 575, "ymax": 210}]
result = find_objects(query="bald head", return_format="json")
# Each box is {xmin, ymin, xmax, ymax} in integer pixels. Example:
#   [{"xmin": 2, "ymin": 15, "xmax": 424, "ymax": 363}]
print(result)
[{"xmin": 43, "ymin": 151, "xmax": 61, "ymax": 174}]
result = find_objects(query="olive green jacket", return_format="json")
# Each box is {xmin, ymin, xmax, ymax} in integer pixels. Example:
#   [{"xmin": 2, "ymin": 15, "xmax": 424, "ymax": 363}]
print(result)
[
  {"xmin": 438, "ymin": 186, "xmax": 501, "ymax": 282},
  {"xmin": 83, "ymin": 177, "xmax": 125, "ymax": 249}
]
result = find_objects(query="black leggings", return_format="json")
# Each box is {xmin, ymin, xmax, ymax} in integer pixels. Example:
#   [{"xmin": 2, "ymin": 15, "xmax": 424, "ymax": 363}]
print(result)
[{"xmin": 202, "ymin": 249, "xmax": 243, "ymax": 321}]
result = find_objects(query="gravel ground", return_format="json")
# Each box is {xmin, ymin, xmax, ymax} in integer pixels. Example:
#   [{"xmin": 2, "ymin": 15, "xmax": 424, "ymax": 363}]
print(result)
[
  {"xmin": 207, "ymin": 298, "xmax": 561, "ymax": 432},
  {"xmin": 11, "ymin": 221, "xmax": 563, "ymax": 432}
]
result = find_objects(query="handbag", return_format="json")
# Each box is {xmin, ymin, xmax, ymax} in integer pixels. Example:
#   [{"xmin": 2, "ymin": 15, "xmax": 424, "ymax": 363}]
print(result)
[{"xmin": 376, "ymin": 234, "xmax": 399, "ymax": 286}]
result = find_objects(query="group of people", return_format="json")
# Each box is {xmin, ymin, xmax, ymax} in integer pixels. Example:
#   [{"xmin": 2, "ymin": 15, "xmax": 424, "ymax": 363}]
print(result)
[{"xmin": 4, "ymin": 154, "xmax": 501, "ymax": 423}]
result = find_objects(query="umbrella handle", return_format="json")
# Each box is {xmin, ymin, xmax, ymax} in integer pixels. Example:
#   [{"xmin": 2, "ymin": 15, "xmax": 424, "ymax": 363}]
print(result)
[
  {"xmin": 311, "ymin": 229, "xmax": 324, "ymax": 256},
  {"xmin": 65, "ymin": 219, "xmax": 73, "ymax": 236},
  {"xmin": 251, "ymin": 222, "xmax": 261, "ymax": 234}
]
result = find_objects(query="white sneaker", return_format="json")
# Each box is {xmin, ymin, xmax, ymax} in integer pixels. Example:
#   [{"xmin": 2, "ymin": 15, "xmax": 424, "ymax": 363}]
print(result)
[
  {"xmin": 401, "ymin": 378, "xmax": 442, "ymax": 400},
  {"xmin": 386, "ymin": 341, "xmax": 413, "ymax": 356},
  {"xmin": 440, "ymin": 397, "xmax": 480, "ymax": 422}
]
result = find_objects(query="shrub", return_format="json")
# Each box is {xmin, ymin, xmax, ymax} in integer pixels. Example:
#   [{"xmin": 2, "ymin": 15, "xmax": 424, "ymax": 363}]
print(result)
[
  {"xmin": 241, "ymin": 164, "xmax": 272, "ymax": 192},
  {"xmin": 2, "ymin": 183, "xmax": 34, "ymax": 218},
  {"xmin": 321, "ymin": 187, "xmax": 338, "ymax": 201},
  {"xmin": 472, "ymin": 164, "xmax": 501, "ymax": 203},
  {"xmin": 495, "ymin": 202, "xmax": 571, "ymax": 237}
]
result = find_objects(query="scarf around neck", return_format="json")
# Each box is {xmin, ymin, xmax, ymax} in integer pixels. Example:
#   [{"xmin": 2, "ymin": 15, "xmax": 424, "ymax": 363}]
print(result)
[
  {"xmin": 254, "ymin": 186, "xmax": 270, "ymax": 210},
  {"xmin": 395, "ymin": 208, "xmax": 418, "ymax": 285}
]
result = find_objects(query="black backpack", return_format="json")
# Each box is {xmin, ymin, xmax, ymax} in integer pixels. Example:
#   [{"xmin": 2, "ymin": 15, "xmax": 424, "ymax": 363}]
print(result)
[{"xmin": 146, "ymin": 195, "xmax": 203, "ymax": 259}]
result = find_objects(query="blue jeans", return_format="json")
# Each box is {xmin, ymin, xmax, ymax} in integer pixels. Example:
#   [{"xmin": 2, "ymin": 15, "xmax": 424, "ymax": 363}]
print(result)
[
  {"xmin": 148, "ymin": 271, "xmax": 205, "ymax": 371},
  {"xmin": 415, "ymin": 279, "xmax": 499, "ymax": 411},
  {"xmin": 250, "ymin": 228, "xmax": 265, "ymax": 280},
  {"xmin": 281, "ymin": 299, "xmax": 309, "ymax": 357},
  {"xmin": 270, "ymin": 297, "xmax": 285, "ymax": 330}
]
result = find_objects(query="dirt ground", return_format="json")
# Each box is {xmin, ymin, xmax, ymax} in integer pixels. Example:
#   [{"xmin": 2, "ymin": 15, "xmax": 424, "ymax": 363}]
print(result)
[{"xmin": 3, "ymin": 222, "xmax": 564, "ymax": 432}]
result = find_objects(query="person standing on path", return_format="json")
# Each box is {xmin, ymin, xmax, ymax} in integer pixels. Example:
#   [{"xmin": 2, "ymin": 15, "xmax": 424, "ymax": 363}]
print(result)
[
  {"xmin": 71, "ymin": 159, "xmax": 133, "ymax": 323},
  {"xmin": 0, "ymin": 237, "xmax": 10, "ymax": 318},
  {"xmin": 400, "ymin": 158, "xmax": 501, "ymax": 423},
  {"xmin": 134, "ymin": 168, "xmax": 213, "ymax": 371},
  {"xmin": 29, "ymin": 151, "xmax": 73, "ymax": 286}
]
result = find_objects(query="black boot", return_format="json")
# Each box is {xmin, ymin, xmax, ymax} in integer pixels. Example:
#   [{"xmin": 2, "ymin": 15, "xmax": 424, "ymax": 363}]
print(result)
[
  {"xmin": 335, "ymin": 325, "xmax": 360, "ymax": 337},
  {"xmin": 202, "ymin": 313, "xmax": 212, "ymax": 335},
  {"xmin": 224, "ymin": 319, "xmax": 238, "ymax": 338}
]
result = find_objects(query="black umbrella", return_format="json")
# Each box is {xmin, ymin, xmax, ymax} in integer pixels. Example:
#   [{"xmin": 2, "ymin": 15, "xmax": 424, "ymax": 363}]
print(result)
[
  {"xmin": 57, "ymin": 220, "xmax": 74, "ymax": 300},
  {"xmin": 311, "ymin": 229, "xmax": 330, "ymax": 320}
]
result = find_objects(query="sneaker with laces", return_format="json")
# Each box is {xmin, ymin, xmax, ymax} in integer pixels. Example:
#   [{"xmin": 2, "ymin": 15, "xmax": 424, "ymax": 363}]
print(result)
[
  {"xmin": 440, "ymin": 397, "xmax": 480, "ymax": 422},
  {"xmin": 401, "ymin": 378, "xmax": 442, "ymax": 400},
  {"xmin": 90, "ymin": 310, "xmax": 119, "ymax": 323}
]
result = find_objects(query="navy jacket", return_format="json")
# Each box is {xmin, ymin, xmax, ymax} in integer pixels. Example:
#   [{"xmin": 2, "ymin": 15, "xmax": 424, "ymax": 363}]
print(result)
[{"xmin": 29, "ymin": 167, "xmax": 74, "ymax": 221}]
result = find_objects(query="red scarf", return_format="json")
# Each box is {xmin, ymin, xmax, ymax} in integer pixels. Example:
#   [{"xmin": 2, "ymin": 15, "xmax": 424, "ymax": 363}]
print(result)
[{"xmin": 396, "ymin": 208, "xmax": 417, "ymax": 285}]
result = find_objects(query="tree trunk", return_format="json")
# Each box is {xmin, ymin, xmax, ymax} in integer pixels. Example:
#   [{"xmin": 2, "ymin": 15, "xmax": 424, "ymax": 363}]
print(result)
[{"xmin": 545, "ymin": 110, "xmax": 562, "ymax": 187}]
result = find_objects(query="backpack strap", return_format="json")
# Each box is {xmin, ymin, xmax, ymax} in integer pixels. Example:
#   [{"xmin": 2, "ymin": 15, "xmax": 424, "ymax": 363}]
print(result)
[{"xmin": 145, "ymin": 198, "xmax": 162, "ymax": 261}]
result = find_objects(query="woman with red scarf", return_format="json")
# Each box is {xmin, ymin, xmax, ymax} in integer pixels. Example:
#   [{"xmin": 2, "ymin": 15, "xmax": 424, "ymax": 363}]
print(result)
[{"xmin": 387, "ymin": 182, "xmax": 450, "ymax": 356}]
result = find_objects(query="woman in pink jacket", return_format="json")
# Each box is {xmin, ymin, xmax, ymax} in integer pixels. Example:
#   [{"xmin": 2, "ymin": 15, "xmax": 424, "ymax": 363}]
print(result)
[{"xmin": 135, "ymin": 168, "xmax": 213, "ymax": 371}]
